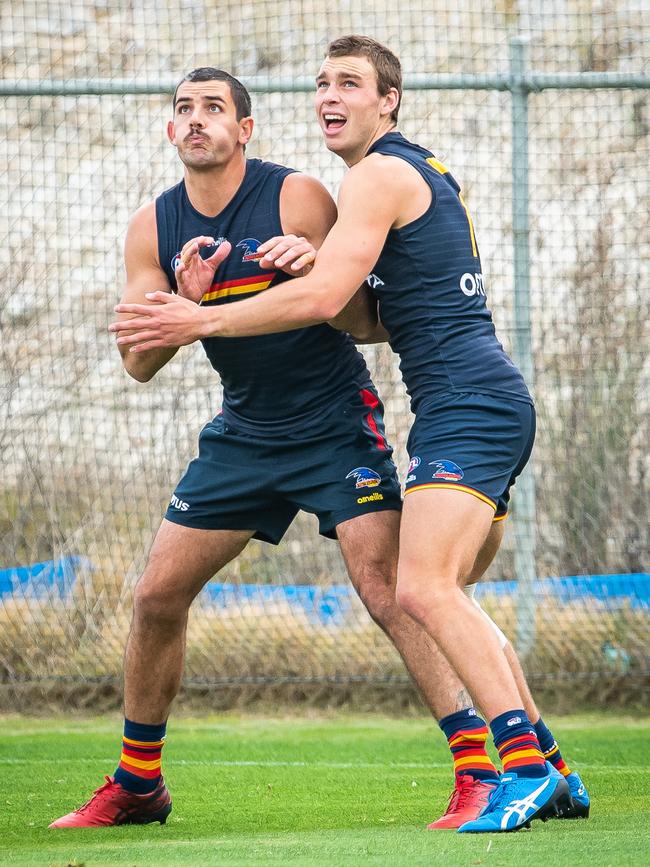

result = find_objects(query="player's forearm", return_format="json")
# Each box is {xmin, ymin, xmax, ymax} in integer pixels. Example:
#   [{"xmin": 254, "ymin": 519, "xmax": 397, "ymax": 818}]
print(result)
[
  {"xmin": 119, "ymin": 345, "xmax": 178, "ymax": 382},
  {"xmin": 353, "ymin": 321, "xmax": 390, "ymax": 344},
  {"xmin": 327, "ymin": 284, "xmax": 386, "ymax": 343},
  {"xmin": 203, "ymin": 277, "xmax": 340, "ymax": 338}
]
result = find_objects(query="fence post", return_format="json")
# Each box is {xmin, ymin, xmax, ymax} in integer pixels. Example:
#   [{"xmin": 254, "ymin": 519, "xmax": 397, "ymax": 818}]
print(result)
[{"xmin": 510, "ymin": 36, "xmax": 537, "ymax": 658}]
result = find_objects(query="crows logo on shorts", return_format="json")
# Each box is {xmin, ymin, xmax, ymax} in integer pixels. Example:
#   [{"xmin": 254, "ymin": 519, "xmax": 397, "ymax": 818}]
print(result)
[
  {"xmin": 236, "ymin": 238, "xmax": 263, "ymax": 261},
  {"xmin": 429, "ymin": 459, "xmax": 464, "ymax": 481},
  {"xmin": 346, "ymin": 467, "xmax": 381, "ymax": 489},
  {"xmin": 408, "ymin": 456, "xmax": 421, "ymax": 473}
]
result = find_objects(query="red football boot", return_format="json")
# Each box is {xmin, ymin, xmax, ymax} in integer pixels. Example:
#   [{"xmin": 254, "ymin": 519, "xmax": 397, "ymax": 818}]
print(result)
[
  {"xmin": 49, "ymin": 776, "xmax": 171, "ymax": 828},
  {"xmin": 427, "ymin": 775, "xmax": 497, "ymax": 830}
]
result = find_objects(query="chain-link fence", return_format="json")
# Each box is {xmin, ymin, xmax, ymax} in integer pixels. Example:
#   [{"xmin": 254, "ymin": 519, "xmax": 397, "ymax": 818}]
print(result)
[{"xmin": 1, "ymin": 1, "xmax": 648, "ymax": 711}]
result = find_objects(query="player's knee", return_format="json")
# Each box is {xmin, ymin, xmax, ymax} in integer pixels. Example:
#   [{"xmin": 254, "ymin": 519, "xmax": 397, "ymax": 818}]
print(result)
[
  {"xmin": 394, "ymin": 574, "xmax": 452, "ymax": 626},
  {"xmin": 133, "ymin": 577, "xmax": 189, "ymax": 627},
  {"xmin": 359, "ymin": 583, "xmax": 398, "ymax": 630},
  {"xmin": 350, "ymin": 560, "xmax": 398, "ymax": 628},
  {"xmin": 394, "ymin": 578, "xmax": 423, "ymax": 622}
]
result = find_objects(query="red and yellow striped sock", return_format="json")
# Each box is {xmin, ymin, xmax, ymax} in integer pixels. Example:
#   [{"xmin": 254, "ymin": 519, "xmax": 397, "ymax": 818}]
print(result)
[
  {"xmin": 439, "ymin": 709, "xmax": 499, "ymax": 782},
  {"xmin": 114, "ymin": 718, "xmax": 166, "ymax": 794},
  {"xmin": 534, "ymin": 717, "xmax": 572, "ymax": 777},
  {"xmin": 491, "ymin": 710, "xmax": 546, "ymax": 778}
]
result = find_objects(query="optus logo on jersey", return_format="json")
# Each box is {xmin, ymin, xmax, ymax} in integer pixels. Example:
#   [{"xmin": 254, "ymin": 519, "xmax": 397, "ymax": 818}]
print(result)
[{"xmin": 459, "ymin": 271, "xmax": 486, "ymax": 297}]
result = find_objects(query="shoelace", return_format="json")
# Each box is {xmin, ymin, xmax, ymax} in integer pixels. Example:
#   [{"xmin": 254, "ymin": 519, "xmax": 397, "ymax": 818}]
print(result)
[
  {"xmin": 76, "ymin": 776, "xmax": 117, "ymax": 814},
  {"xmin": 481, "ymin": 776, "xmax": 517, "ymax": 812},
  {"xmin": 444, "ymin": 777, "xmax": 478, "ymax": 813}
]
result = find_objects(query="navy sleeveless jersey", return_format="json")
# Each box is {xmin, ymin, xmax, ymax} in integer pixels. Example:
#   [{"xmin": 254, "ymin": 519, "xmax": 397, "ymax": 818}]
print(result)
[
  {"xmin": 365, "ymin": 132, "xmax": 532, "ymax": 412},
  {"xmin": 156, "ymin": 159, "xmax": 370, "ymax": 434}
]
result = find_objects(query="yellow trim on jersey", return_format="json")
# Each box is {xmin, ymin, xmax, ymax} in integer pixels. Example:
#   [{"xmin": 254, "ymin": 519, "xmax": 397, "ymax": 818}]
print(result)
[
  {"xmin": 426, "ymin": 156, "xmax": 449, "ymax": 174},
  {"xmin": 492, "ymin": 512, "xmax": 508, "ymax": 523},
  {"xmin": 202, "ymin": 279, "xmax": 272, "ymax": 303},
  {"xmin": 426, "ymin": 157, "xmax": 478, "ymax": 258},
  {"xmin": 458, "ymin": 192, "xmax": 478, "ymax": 258},
  {"xmin": 119, "ymin": 754, "xmax": 162, "ymax": 771},
  {"xmin": 404, "ymin": 482, "xmax": 496, "ymax": 510}
]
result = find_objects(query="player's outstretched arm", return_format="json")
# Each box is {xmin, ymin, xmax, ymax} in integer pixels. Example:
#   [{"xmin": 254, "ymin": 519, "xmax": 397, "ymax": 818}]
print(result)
[
  {"xmin": 116, "ymin": 203, "xmax": 179, "ymax": 381},
  {"xmin": 109, "ymin": 156, "xmax": 410, "ymax": 349}
]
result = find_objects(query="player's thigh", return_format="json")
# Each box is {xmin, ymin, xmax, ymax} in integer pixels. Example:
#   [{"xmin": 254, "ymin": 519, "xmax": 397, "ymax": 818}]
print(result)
[
  {"xmin": 337, "ymin": 508, "xmax": 401, "ymax": 592},
  {"xmin": 467, "ymin": 519, "xmax": 505, "ymax": 584},
  {"xmin": 138, "ymin": 519, "xmax": 254, "ymax": 607},
  {"xmin": 398, "ymin": 488, "xmax": 494, "ymax": 588}
]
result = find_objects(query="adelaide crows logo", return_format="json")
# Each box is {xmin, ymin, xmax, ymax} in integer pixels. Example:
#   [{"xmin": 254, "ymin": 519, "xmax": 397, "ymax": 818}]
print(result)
[
  {"xmin": 236, "ymin": 238, "xmax": 263, "ymax": 261},
  {"xmin": 346, "ymin": 467, "xmax": 381, "ymax": 489},
  {"xmin": 429, "ymin": 460, "xmax": 464, "ymax": 481}
]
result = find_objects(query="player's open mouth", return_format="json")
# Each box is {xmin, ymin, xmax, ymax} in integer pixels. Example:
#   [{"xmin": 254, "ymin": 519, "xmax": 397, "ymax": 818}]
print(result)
[{"xmin": 323, "ymin": 113, "xmax": 347, "ymax": 132}]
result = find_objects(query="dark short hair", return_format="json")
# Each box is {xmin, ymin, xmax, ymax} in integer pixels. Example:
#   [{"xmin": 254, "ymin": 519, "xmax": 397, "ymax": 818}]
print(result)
[
  {"xmin": 173, "ymin": 67, "xmax": 252, "ymax": 120},
  {"xmin": 326, "ymin": 35, "xmax": 402, "ymax": 123}
]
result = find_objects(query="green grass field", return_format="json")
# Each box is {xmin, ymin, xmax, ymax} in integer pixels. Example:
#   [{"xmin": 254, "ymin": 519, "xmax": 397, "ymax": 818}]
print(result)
[{"xmin": 0, "ymin": 713, "xmax": 648, "ymax": 866}]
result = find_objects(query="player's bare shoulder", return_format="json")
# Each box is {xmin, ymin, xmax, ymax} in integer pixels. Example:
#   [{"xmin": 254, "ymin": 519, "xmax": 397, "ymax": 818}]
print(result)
[
  {"xmin": 280, "ymin": 171, "xmax": 337, "ymax": 241},
  {"xmin": 346, "ymin": 153, "xmax": 431, "ymax": 229},
  {"xmin": 340, "ymin": 152, "xmax": 425, "ymax": 229}
]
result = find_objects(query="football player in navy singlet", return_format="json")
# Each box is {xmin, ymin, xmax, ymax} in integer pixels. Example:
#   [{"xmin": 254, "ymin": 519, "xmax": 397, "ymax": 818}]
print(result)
[
  {"xmin": 51, "ymin": 67, "xmax": 514, "ymax": 830},
  {"xmin": 113, "ymin": 44, "xmax": 589, "ymax": 832}
]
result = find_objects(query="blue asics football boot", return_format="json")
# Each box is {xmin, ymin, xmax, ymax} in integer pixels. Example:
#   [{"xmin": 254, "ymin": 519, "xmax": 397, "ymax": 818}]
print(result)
[
  {"xmin": 458, "ymin": 762, "xmax": 571, "ymax": 833},
  {"xmin": 559, "ymin": 770, "xmax": 590, "ymax": 819}
]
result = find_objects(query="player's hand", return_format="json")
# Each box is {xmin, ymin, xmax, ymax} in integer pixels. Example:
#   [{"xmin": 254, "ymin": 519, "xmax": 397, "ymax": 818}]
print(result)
[
  {"xmin": 256, "ymin": 235, "xmax": 316, "ymax": 277},
  {"xmin": 175, "ymin": 237, "xmax": 232, "ymax": 302},
  {"xmin": 109, "ymin": 292, "xmax": 213, "ymax": 351}
]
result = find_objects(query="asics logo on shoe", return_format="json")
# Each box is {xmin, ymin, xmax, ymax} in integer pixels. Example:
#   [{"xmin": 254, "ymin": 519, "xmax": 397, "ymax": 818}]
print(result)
[
  {"xmin": 577, "ymin": 785, "xmax": 585, "ymax": 796},
  {"xmin": 506, "ymin": 716, "xmax": 522, "ymax": 726},
  {"xmin": 500, "ymin": 777, "xmax": 551, "ymax": 830}
]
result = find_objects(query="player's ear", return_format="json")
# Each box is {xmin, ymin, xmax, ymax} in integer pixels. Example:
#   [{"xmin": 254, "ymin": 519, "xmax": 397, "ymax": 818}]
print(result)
[
  {"xmin": 167, "ymin": 119, "xmax": 177, "ymax": 146},
  {"xmin": 380, "ymin": 88, "xmax": 399, "ymax": 118},
  {"xmin": 239, "ymin": 116, "xmax": 254, "ymax": 146}
]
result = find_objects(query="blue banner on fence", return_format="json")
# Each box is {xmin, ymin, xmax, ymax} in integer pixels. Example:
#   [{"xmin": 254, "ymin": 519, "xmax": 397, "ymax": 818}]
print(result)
[
  {"xmin": 0, "ymin": 556, "xmax": 95, "ymax": 598},
  {"xmin": 1, "ymin": 558, "xmax": 647, "ymax": 624}
]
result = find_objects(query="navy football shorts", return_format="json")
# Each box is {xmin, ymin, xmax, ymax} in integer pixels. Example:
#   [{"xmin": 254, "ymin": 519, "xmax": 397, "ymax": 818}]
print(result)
[
  {"xmin": 404, "ymin": 392, "xmax": 536, "ymax": 520},
  {"xmin": 165, "ymin": 387, "xmax": 402, "ymax": 544}
]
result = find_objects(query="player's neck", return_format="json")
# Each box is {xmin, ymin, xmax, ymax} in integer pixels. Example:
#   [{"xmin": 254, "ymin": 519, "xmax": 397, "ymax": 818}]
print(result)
[
  {"xmin": 183, "ymin": 152, "xmax": 247, "ymax": 218},
  {"xmin": 345, "ymin": 122, "xmax": 397, "ymax": 167}
]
